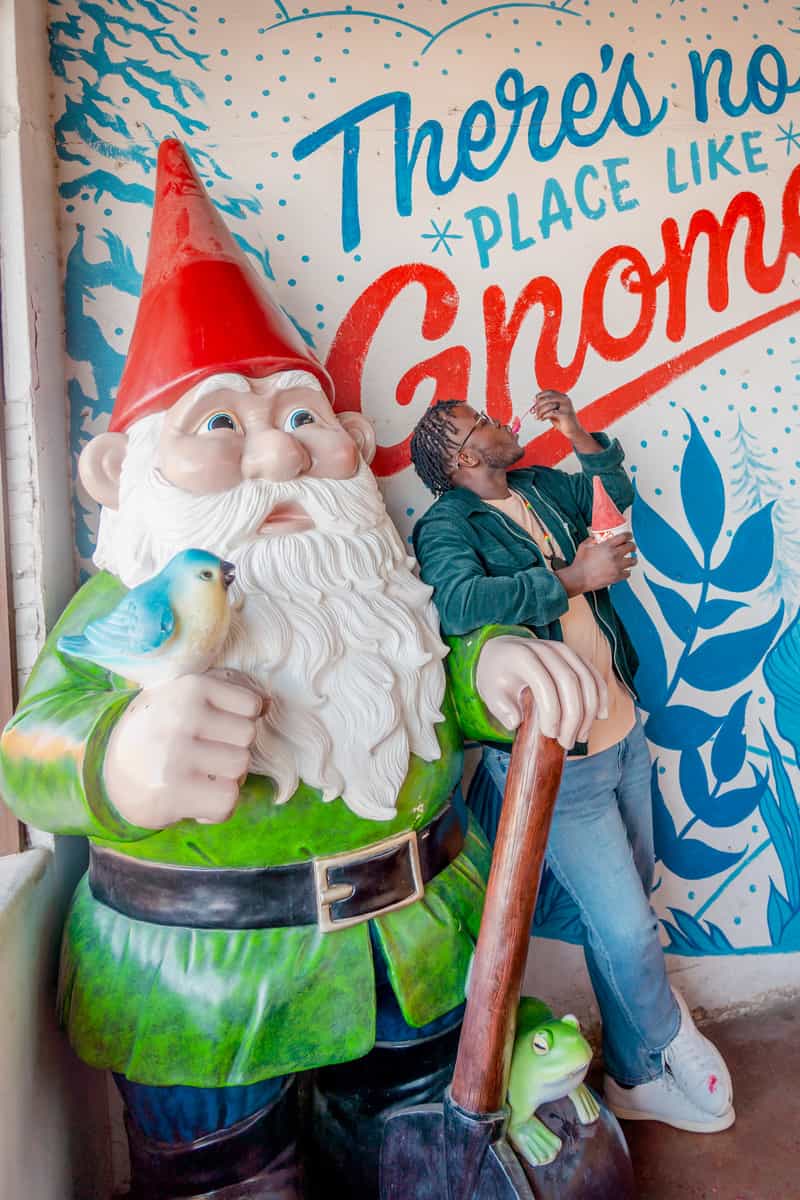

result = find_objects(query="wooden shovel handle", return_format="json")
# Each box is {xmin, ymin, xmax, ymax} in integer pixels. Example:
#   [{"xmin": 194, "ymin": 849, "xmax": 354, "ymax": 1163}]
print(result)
[{"xmin": 450, "ymin": 690, "xmax": 566, "ymax": 1116}]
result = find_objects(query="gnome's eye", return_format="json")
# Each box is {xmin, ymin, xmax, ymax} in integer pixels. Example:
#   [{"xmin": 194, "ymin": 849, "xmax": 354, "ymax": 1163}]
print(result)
[
  {"xmin": 285, "ymin": 409, "xmax": 316, "ymax": 432},
  {"xmin": 204, "ymin": 412, "xmax": 240, "ymax": 434},
  {"xmin": 199, "ymin": 569, "xmax": 214, "ymax": 581}
]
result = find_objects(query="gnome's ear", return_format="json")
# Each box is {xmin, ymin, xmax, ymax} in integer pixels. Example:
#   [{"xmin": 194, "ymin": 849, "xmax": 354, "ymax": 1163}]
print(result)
[
  {"xmin": 78, "ymin": 432, "xmax": 128, "ymax": 510},
  {"xmin": 337, "ymin": 410, "xmax": 377, "ymax": 464}
]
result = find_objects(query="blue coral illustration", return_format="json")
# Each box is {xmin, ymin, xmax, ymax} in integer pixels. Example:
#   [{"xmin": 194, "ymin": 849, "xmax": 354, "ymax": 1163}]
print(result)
[{"xmin": 50, "ymin": 0, "xmax": 281, "ymax": 574}]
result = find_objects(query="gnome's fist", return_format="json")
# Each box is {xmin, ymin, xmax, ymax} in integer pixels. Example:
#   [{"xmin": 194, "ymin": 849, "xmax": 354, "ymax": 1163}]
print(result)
[
  {"xmin": 476, "ymin": 637, "xmax": 608, "ymax": 750},
  {"xmin": 104, "ymin": 670, "xmax": 262, "ymax": 828}
]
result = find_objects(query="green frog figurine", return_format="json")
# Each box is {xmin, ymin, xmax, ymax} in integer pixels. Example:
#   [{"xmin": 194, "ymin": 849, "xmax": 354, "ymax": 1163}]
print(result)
[{"xmin": 507, "ymin": 997, "xmax": 601, "ymax": 1167}]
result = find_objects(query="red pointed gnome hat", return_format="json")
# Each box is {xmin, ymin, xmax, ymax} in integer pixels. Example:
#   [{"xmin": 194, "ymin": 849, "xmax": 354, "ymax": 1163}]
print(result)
[
  {"xmin": 109, "ymin": 138, "xmax": 333, "ymax": 433},
  {"xmin": 591, "ymin": 477, "xmax": 626, "ymax": 532}
]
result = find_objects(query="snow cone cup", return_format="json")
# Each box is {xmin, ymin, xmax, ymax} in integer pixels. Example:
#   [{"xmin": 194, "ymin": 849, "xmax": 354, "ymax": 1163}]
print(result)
[
  {"xmin": 589, "ymin": 477, "xmax": 630, "ymax": 543},
  {"xmin": 589, "ymin": 520, "xmax": 630, "ymax": 544}
]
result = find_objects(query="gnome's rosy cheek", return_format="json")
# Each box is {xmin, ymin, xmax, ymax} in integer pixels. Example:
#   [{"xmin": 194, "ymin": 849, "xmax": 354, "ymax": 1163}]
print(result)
[
  {"xmin": 158, "ymin": 426, "xmax": 244, "ymax": 494},
  {"xmin": 303, "ymin": 431, "xmax": 361, "ymax": 480}
]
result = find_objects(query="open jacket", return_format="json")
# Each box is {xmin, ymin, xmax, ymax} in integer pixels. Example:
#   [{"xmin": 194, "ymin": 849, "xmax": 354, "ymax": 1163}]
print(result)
[{"xmin": 413, "ymin": 434, "xmax": 640, "ymax": 752}]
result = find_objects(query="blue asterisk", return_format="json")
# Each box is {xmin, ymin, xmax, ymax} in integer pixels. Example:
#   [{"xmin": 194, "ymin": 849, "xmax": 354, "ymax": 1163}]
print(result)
[
  {"xmin": 776, "ymin": 121, "xmax": 800, "ymax": 155},
  {"xmin": 421, "ymin": 218, "xmax": 463, "ymax": 256}
]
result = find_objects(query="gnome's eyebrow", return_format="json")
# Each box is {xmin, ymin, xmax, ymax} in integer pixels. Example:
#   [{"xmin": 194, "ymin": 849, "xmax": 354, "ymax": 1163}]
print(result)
[{"xmin": 193, "ymin": 373, "xmax": 251, "ymax": 403}]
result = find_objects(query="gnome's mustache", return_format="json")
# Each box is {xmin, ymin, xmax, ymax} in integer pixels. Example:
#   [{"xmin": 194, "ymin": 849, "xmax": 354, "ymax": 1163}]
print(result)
[
  {"xmin": 220, "ymin": 470, "xmax": 410, "ymax": 604},
  {"xmin": 135, "ymin": 464, "xmax": 388, "ymax": 557},
  {"xmin": 219, "ymin": 469, "xmax": 386, "ymax": 547}
]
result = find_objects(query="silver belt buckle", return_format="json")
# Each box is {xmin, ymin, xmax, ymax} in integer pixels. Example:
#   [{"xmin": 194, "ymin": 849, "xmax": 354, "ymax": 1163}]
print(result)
[{"xmin": 313, "ymin": 829, "xmax": 424, "ymax": 933}]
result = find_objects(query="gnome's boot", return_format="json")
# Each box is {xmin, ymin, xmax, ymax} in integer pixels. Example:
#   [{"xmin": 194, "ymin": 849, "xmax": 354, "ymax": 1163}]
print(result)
[
  {"xmin": 125, "ymin": 1078, "xmax": 304, "ymax": 1200},
  {"xmin": 308, "ymin": 1022, "xmax": 461, "ymax": 1200}
]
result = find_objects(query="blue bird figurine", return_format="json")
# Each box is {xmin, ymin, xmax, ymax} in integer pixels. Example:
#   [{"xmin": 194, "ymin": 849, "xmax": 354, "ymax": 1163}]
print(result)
[{"xmin": 57, "ymin": 549, "xmax": 236, "ymax": 688}]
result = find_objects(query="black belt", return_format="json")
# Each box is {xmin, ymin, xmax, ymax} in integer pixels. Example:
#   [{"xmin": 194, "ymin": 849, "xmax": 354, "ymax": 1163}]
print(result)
[{"xmin": 89, "ymin": 802, "xmax": 464, "ymax": 932}]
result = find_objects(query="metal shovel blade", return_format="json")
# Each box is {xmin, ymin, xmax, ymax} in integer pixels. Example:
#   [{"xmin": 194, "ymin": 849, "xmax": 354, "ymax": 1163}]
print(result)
[
  {"xmin": 381, "ymin": 1091, "xmax": 637, "ymax": 1200},
  {"xmin": 380, "ymin": 1096, "xmax": 533, "ymax": 1200}
]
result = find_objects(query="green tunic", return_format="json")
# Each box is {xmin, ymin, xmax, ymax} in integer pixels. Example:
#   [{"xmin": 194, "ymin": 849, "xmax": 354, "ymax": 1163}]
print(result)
[{"xmin": 0, "ymin": 572, "xmax": 523, "ymax": 1088}]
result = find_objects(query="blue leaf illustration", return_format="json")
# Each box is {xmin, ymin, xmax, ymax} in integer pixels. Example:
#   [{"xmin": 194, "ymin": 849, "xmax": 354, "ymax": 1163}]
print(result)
[
  {"xmin": 646, "ymin": 705, "xmax": 725, "ymax": 750},
  {"xmin": 710, "ymin": 502, "xmax": 775, "ymax": 593},
  {"xmin": 651, "ymin": 760, "xmax": 677, "ymax": 856},
  {"xmin": 711, "ymin": 692, "xmax": 750, "ymax": 783},
  {"xmin": 697, "ymin": 599, "xmax": 748, "ymax": 629},
  {"xmin": 762, "ymin": 724, "xmax": 800, "ymax": 906},
  {"xmin": 774, "ymin": 910, "xmax": 800, "ymax": 950},
  {"xmin": 681, "ymin": 604, "xmax": 784, "ymax": 691},
  {"xmin": 681, "ymin": 413, "xmax": 725, "ymax": 557},
  {"xmin": 652, "ymin": 762, "xmax": 746, "ymax": 878},
  {"xmin": 679, "ymin": 747, "xmax": 709, "ymax": 815},
  {"xmin": 686, "ymin": 766, "xmax": 767, "ymax": 829},
  {"xmin": 632, "ymin": 489, "xmax": 704, "ymax": 584},
  {"xmin": 662, "ymin": 836, "xmax": 747, "ymax": 880},
  {"xmin": 661, "ymin": 908, "xmax": 736, "ymax": 956},
  {"xmin": 609, "ymin": 581, "xmax": 668, "ymax": 711},
  {"xmin": 646, "ymin": 576, "xmax": 696, "ymax": 643},
  {"xmin": 763, "ymin": 607, "xmax": 800, "ymax": 766},
  {"xmin": 767, "ymin": 879, "xmax": 794, "ymax": 946},
  {"xmin": 757, "ymin": 774, "xmax": 800, "ymax": 912}
]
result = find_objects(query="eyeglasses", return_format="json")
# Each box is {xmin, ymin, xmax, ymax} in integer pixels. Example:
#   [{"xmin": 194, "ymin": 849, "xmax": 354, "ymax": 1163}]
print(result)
[{"xmin": 454, "ymin": 411, "xmax": 507, "ymax": 457}]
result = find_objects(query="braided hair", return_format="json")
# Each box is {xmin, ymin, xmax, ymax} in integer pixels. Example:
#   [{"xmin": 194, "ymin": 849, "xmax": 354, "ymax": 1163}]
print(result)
[{"xmin": 409, "ymin": 399, "xmax": 464, "ymax": 496}]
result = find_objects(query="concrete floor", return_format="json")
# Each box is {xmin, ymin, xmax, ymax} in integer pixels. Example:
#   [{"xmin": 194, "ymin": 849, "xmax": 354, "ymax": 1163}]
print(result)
[{"xmin": 617, "ymin": 997, "xmax": 800, "ymax": 1200}]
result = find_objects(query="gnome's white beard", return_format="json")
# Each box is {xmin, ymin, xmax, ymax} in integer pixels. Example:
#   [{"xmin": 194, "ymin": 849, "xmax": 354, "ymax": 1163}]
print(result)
[{"xmin": 93, "ymin": 415, "xmax": 448, "ymax": 820}]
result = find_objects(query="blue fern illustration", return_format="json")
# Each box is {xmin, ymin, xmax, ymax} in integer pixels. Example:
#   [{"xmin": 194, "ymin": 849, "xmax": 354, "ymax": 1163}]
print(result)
[
  {"xmin": 610, "ymin": 412, "xmax": 800, "ymax": 955},
  {"xmin": 729, "ymin": 416, "xmax": 800, "ymax": 613},
  {"xmin": 758, "ymin": 611, "xmax": 800, "ymax": 949}
]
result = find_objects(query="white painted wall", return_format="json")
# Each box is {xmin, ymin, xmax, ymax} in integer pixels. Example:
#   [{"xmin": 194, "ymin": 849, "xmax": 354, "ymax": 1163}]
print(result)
[
  {"xmin": 1, "ymin": 0, "xmax": 74, "ymax": 682},
  {"xmin": 0, "ymin": 848, "xmax": 113, "ymax": 1200},
  {"xmin": 523, "ymin": 937, "xmax": 800, "ymax": 1039},
  {"xmin": 0, "ymin": 2, "xmax": 111, "ymax": 1196}
]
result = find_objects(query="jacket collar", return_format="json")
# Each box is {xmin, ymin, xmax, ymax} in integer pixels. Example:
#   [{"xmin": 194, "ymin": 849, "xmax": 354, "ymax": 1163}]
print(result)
[{"xmin": 430, "ymin": 468, "xmax": 541, "ymax": 518}]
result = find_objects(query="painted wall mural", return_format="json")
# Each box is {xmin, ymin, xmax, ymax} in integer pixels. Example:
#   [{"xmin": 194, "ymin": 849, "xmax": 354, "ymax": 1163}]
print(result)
[{"xmin": 50, "ymin": 0, "xmax": 800, "ymax": 957}]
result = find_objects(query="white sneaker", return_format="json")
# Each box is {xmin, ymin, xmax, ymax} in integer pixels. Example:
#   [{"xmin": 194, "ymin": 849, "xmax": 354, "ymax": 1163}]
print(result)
[
  {"xmin": 604, "ymin": 1070, "xmax": 735, "ymax": 1133},
  {"xmin": 664, "ymin": 988, "xmax": 733, "ymax": 1119}
]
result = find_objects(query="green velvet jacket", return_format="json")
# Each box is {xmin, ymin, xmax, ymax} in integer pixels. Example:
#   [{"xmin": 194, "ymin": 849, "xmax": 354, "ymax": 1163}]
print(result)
[
  {"xmin": 412, "ymin": 435, "xmax": 640, "ymax": 747},
  {"xmin": 0, "ymin": 571, "xmax": 526, "ymax": 1088}
]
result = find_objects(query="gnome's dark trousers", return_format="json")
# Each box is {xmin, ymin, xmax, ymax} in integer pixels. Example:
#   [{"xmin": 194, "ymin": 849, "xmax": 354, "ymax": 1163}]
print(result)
[{"xmin": 116, "ymin": 930, "xmax": 464, "ymax": 1199}]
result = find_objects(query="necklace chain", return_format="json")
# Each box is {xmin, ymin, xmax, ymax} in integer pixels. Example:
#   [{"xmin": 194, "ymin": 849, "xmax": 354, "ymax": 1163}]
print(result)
[{"xmin": 511, "ymin": 492, "xmax": 565, "ymax": 570}]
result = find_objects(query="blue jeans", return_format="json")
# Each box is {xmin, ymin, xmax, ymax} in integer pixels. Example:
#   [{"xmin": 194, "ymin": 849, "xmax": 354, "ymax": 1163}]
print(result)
[{"xmin": 478, "ymin": 716, "xmax": 679, "ymax": 1085}]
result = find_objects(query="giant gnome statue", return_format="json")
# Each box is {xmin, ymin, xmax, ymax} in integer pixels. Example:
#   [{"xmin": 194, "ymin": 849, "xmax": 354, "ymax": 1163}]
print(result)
[{"xmin": 0, "ymin": 140, "xmax": 597, "ymax": 1200}]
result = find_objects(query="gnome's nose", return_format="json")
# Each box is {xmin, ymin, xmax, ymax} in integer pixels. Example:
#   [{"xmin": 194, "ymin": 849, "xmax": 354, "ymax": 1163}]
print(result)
[
  {"xmin": 221, "ymin": 561, "xmax": 236, "ymax": 589},
  {"xmin": 241, "ymin": 430, "xmax": 311, "ymax": 482}
]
